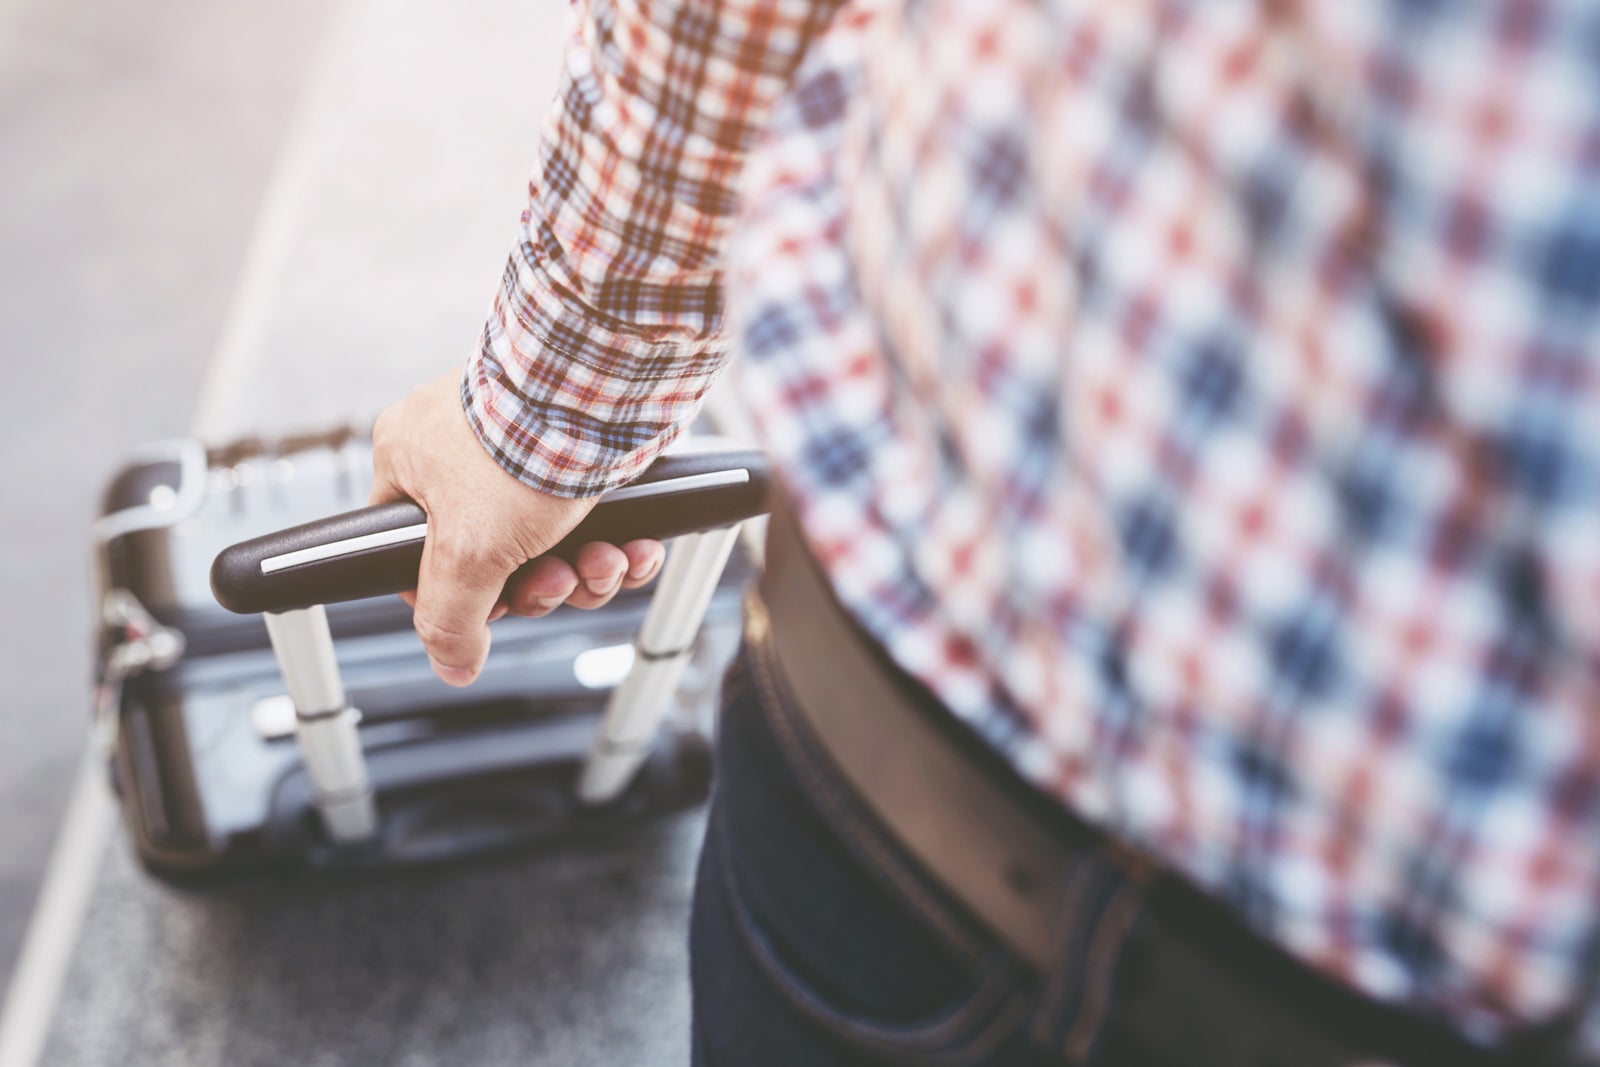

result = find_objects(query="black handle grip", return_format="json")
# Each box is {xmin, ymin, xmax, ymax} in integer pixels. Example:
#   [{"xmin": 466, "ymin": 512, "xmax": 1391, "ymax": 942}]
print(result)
[{"xmin": 211, "ymin": 445, "xmax": 770, "ymax": 615}]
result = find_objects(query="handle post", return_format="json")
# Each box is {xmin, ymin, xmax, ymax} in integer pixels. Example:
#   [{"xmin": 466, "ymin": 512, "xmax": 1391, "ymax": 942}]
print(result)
[
  {"xmin": 211, "ymin": 439, "xmax": 774, "ymax": 819},
  {"xmin": 263, "ymin": 606, "xmax": 377, "ymax": 844},
  {"xmin": 577, "ymin": 524, "xmax": 742, "ymax": 804}
]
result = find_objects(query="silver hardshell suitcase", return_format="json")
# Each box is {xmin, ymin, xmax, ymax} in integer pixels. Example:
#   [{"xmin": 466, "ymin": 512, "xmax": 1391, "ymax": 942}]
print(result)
[{"xmin": 96, "ymin": 427, "xmax": 767, "ymax": 882}]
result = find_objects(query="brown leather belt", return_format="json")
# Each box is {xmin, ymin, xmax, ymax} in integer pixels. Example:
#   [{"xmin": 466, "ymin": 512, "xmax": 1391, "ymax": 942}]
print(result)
[
  {"xmin": 753, "ymin": 491, "xmax": 1557, "ymax": 1067},
  {"xmin": 756, "ymin": 507, "xmax": 1079, "ymax": 974}
]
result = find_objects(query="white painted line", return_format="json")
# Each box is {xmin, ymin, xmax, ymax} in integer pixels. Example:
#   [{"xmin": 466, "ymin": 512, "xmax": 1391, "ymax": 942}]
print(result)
[
  {"xmin": 0, "ymin": 757, "xmax": 114, "ymax": 1067},
  {"xmin": 190, "ymin": 0, "xmax": 365, "ymax": 441},
  {"xmin": 0, "ymin": 3, "xmax": 367, "ymax": 1064}
]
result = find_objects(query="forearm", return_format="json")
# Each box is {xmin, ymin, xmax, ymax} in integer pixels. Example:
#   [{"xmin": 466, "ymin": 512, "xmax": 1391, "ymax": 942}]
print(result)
[{"xmin": 466, "ymin": 0, "xmax": 846, "ymax": 498}]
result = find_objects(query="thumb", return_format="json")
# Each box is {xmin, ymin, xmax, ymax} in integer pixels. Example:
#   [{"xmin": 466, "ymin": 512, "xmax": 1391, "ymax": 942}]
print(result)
[
  {"xmin": 367, "ymin": 408, "xmax": 408, "ymax": 507},
  {"xmin": 411, "ymin": 524, "xmax": 509, "ymax": 687}
]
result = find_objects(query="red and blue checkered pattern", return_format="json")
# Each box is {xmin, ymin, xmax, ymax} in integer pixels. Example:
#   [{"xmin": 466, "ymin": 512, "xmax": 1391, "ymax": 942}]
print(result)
[{"xmin": 467, "ymin": 0, "xmax": 1600, "ymax": 1045}]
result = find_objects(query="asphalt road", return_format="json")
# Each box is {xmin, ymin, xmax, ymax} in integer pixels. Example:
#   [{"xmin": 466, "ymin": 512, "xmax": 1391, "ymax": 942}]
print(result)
[
  {"xmin": 0, "ymin": 0, "xmax": 335, "ymax": 977},
  {"xmin": 1, "ymin": 1, "xmax": 715, "ymax": 1062}
]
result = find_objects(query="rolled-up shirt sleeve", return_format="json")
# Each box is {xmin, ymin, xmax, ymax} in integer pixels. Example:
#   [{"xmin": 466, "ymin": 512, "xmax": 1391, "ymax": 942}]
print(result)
[{"xmin": 464, "ymin": 0, "xmax": 844, "ymax": 497}]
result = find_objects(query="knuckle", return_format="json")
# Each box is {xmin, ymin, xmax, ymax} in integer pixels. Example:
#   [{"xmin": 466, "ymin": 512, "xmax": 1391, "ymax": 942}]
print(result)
[
  {"xmin": 432, "ymin": 535, "xmax": 501, "ymax": 577},
  {"xmin": 413, "ymin": 614, "xmax": 477, "ymax": 656}
]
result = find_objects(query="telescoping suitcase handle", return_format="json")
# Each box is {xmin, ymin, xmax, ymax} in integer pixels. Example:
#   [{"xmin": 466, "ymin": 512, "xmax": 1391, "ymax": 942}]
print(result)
[
  {"xmin": 207, "ymin": 440, "xmax": 771, "ymax": 848},
  {"xmin": 210, "ymin": 445, "xmax": 770, "ymax": 615}
]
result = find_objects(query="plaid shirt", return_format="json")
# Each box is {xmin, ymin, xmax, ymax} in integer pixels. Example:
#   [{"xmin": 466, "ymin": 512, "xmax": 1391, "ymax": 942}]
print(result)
[{"xmin": 466, "ymin": 0, "xmax": 1600, "ymax": 1046}]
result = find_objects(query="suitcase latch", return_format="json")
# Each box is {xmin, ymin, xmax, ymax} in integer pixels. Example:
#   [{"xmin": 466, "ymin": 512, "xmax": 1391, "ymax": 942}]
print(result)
[{"xmin": 100, "ymin": 588, "xmax": 186, "ymax": 682}]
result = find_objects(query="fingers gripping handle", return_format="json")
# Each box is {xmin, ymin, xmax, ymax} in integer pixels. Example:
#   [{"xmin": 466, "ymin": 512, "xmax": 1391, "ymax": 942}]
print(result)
[{"xmin": 210, "ymin": 446, "xmax": 771, "ymax": 615}]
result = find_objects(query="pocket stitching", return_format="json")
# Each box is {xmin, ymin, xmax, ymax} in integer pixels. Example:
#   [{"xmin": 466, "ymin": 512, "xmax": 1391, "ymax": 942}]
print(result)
[{"xmin": 711, "ymin": 797, "xmax": 1032, "ymax": 1064}]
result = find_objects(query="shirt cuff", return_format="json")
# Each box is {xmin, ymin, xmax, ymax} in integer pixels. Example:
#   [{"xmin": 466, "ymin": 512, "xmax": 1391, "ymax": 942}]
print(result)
[{"xmin": 461, "ymin": 231, "xmax": 730, "ymax": 500}]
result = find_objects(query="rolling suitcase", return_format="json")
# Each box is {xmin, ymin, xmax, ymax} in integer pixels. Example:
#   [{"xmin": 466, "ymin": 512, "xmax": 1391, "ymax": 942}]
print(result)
[{"xmin": 94, "ymin": 426, "xmax": 768, "ymax": 883}]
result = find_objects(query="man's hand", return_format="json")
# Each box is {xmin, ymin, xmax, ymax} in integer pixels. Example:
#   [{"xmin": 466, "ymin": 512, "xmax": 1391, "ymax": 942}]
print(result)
[{"xmin": 369, "ymin": 371, "xmax": 665, "ymax": 687}]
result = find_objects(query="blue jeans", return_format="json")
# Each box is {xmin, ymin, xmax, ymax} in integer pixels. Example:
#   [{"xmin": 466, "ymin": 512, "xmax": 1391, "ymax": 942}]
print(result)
[{"xmin": 688, "ymin": 634, "xmax": 1163, "ymax": 1067}]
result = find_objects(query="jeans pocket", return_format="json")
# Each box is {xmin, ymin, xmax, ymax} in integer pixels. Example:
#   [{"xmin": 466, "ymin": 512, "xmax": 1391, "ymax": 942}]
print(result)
[
  {"xmin": 700, "ymin": 647, "xmax": 1034, "ymax": 1066},
  {"xmin": 709, "ymin": 808, "xmax": 1030, "ymax": 1066}
]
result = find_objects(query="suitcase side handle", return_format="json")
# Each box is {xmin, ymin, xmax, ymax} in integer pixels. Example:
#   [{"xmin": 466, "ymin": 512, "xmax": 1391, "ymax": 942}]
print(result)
[{"xmin": 211, "ymin": 443, "xmax": 771, "ymax": 615}]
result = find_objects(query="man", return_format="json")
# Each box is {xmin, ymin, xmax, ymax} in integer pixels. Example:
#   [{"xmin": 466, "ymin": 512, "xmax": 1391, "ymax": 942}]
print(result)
[{"xmin": 369, "ymin": 0, "xmax": 1600, "ymax": 1062}]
